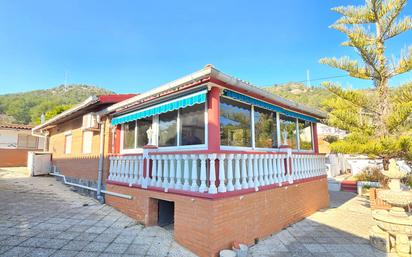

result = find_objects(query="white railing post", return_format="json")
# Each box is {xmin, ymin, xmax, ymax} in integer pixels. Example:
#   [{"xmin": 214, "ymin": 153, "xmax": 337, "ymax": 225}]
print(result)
[
  {"xmin": 218, "ymin": 154, "xmax": 227, "ymax": 193},
  {"xmin": 168, "ymin": 155, "xmax": 176, "ymax": 189},
  {"xmin": 247, "ymin": 155, "xmax": 254, "ymax": 188},
  {"xmin": 286, "ymin": 149, "xmax": 293, "ymax": 184},
  {"xmin": 190, "ymin": 154, "xmax": 199, "ymax": 192},
  {"xmin": 273, "ymin": 155, "xmax": 279, "ymax": 184},
  {"xmin": 208, "ymin": 154, "xmax": 218, "ymax": 194},
  {"xmin": 258, "ymin": 154, "xmax": 265, "ymax": 186},
  {"xmin": 108, "ymin": 156, "xmax": 114, "ymax": 180},
  {"xmin": 182, "ymin": 155, "xmax": 190, "ymax": 191},
  {"xmin": 175, "ymin": 155, "xmax": 182, "ymax": 190},
  {"xmin": 226, "ymin": 154, "xmax": 235, "ymax": 192},
  {"xmin": 253, "ymin": 154, "xmax": 260, "ymax": 188},
  {"xmin": 199, "ymin": 154, "xmax": 208, "ymax": 193},
  {"xmin": 241, "ymin": 154, "xmax": 248, "ymax": 189},
  {"xmin": 263, "ymin": 154, "xmax": 269, "ymax": 185},
  {"xmin": 162, "ymin": 155, "xmax": 169, "ymax": 189},
  {"xmin": 234, "ymin": 154, "xmax": 242, "ymax": 190},
  {"xmin": 139, "ymin": 155, "xmax": 144, "ymax": 186},
  {"xmin": 132, "ymin": 156, "xmax": 139, "ymax": 185},
  {"xmin": 156, "ymin": 156, "xmax": 163, "ymax": 187}
]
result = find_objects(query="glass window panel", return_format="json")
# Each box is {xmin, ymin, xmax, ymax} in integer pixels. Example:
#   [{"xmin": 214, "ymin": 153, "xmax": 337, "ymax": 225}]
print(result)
[
  {"xmin": 136, "ymin": 118, "xmax": 152, "ymax": 147},
  {"xmin": 123, "ymin": 121, "xmax": 136, "ymax": 149},
  {"xmin": 254, "ymin": 107, "xmax": 277, "ymax": 148},
  {"xmin": 180, "ymin": 103, "xmax": 205, "ymax": 146},
  {"xmin": 279, "ymin": 115, "xmax": 297, "ymax": 149},
  {"xmin": 298, "ymin": 119, "xmax": 313, "ymax": 150},
  {"xmin": 220, "ymin": 98, "xmax": 251, "ymax": 147},
  {"xmin": 159, "ymin": 110, "xmax": 178, "ymax": 147}
]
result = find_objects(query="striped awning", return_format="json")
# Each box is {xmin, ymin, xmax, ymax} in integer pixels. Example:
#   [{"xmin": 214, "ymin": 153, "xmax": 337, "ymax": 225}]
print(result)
[
  {"xmin": 223, "ymin": 90, "xmax": 318, "ymax": 122},
  {"xmin": 111, "ymin": 90, "xmax": 207, "ymax": 126}
]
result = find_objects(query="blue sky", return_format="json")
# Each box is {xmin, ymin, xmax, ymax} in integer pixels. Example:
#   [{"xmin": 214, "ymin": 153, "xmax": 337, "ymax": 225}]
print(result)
[{"xmin": 0, "ymin": 0, "xmax": 411, "ymax": 94}]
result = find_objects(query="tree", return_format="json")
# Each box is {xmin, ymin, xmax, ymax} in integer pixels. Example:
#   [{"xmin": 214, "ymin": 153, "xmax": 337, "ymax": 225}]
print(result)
[
  {"xmin": 320, "ymin": 0, "xmax": 412, "ymax": 169},
  {"xmin": 34, "ymin": 105, "xmax": 73, "ymax": 124}
]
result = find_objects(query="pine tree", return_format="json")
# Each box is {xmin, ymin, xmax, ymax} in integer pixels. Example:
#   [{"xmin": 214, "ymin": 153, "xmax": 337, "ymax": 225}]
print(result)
[{"xmin": 320, "ymin": 0, "xmax": 412, "ymax": 169}]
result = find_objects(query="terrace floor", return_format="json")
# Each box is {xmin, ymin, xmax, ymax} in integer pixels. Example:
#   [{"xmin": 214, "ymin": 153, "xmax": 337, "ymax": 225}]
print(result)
[{"xmin": 0, "ymin": 167, "xmax": 397, "ymax": 257}]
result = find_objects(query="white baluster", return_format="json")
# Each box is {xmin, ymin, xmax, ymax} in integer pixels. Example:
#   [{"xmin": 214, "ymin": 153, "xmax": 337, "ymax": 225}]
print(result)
[
  {"xmin": 112, "ymin": 156, "xmax": 118, "ymax": 181},
  {"xmin": 294, "ymin": 155, "xmax": 299, "ymax": 180},
  {"xmin": 258, "ymin": 155, "xmax": 265, "ymax": 186},
  {"xmin": 263, "ymin": 154, "xmax": 269, "ymax": 185},
  {"xmin": 140, "ymin": 155, "xmax": 145, "ymax": 185},
  {"xmin": 234, "ymin": 154, "xmax": 242, "ymax": 190},
  {"xmin": 108, "ymin": 157, "xmax": 114, "ymax": 180},
  {"xmin": 218, "ymin": 154, "xmax": 227, "ymax": 193},
  {"xmin": 253, "ymin": 154, "xmax": 260, "ymax": 188},
  {"xmin": 247, "ymin": 155, "xmax": 254, "ymax": 188},
  {"xmin": 272, "ymin": 155, "xmax": 278, "ymax": 184},
  {"xmin": 168, "ymin": 155, "xmax": 175, "ymax": 188},
  {"xmin": 162, "ymin": 155, "xmax": 169, "ymax": 189},
  {"xmin": 156, "ymin": 156, "xmax": 163, "ymax": 187},
  {"xmin": 280, "ymin": 155, "xmax": 286, "ymax": 184},
  {"xmin": 190, "ymin": 154, "xmax": 198, "ymax": 192},
  {"xmin": 199, "ymin": 155, "xmax": 207, "ymax": 193},
  {"xmin": 276, "ymin": 155, "xmax": 282, "ymax": 186},
  {"xmin": 120, "ymin": 157, "xmax": 127, "ymax": 182},
  {"xmin": 132, "ymin": 156, "xmax": 138, "ymax": 185},
  {"xmin": 182, "ymin": 155, "xmax": 190, "ymax": 190},
  {"xmin": 267, "ymin": 154, "xmax": 274, "ymax": 185},
  {"xmin": 226, "ymin": 154, "xmax": 234, "ymax": 191},
  {"xmin": 175, "ymin": 155, "xmax": 182, "ymax": 189},
  {"xmin": 287, "ymin": 153, "xmax": 293, "ymax": 184},
  {"xmin": 241, "ymin": 155, "xmax": 248, "ymax": 189},
  {"xmin": 208, "ymin": 154, "xmax": 217, "ymax": 194},
  {"xmin": 150, "ymin": 155, "xmax": 157, "ymax": 186}
]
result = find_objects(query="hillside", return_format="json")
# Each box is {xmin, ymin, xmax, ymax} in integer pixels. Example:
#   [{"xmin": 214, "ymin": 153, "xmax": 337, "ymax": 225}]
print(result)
[
  {"xmin": 263, "ymin": 82, "xmax": 333, "ymax": 110},
  {"xmin": 0, "ymin": 85, "xmax": 113, "ymax": 125}
]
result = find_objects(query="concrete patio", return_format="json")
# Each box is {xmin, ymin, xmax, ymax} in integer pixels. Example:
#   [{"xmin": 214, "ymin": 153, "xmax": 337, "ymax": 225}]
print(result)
[{"xmin": 0, "ymin": 167, "xmax": 397, "ymax": 257}]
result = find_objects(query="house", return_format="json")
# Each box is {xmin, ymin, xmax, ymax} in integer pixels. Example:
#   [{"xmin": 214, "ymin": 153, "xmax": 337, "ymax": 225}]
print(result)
[
  {"xmin": 0, "ymin": 123, "xmax": 44, "ymax": 167},
  {"xmin": 33, "ymin": 65, "xmax": 328, "ymax": 257},
  {"xmin": 32, "ymin": 94, "xmax": 135, "ymax": 196}
]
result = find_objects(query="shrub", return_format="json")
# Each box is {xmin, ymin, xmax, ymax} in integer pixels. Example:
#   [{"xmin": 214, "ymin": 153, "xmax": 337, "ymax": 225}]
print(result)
[{"xmin": 355, "ymin": 166, "xmax": 388, "ymax": 187}]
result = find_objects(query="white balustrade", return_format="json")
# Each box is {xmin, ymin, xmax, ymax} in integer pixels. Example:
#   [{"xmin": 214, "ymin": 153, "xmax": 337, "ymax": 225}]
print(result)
[{"xmin": 108, "ymin": 152, "xmax": 326, "ymax": 194}]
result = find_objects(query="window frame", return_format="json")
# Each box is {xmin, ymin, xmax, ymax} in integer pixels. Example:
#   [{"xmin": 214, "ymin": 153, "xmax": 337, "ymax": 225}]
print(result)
[
  {"xmin": 64, "ymin": 131, "xmax": 72, "ymax": 155},
  {"xmin": 120, "ymin": 102, "xmax": 208, "ymax": 153}
]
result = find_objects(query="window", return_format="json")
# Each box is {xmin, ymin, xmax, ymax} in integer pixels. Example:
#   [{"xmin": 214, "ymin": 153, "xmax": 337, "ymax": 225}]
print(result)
[
  {"xmin": 279, "ymin": 115, "xmax": 297, "ymax": 149},
  {"xmin": 298, "ymin": 119, "xmax": 313, "ymax": 150},
  {"xmin": 254, "ymin": 107, "xmax": 277, "ymax": 148},
  {"xmin": 136, "ymin": 118, "xmax": 151, "ymax": 147},
  {"xmin": 180, "ymin": 104, "xmax": 205, "ymax": 146},
  {"xmin": 65, "ymin": 133, "xmax": 72, "ymax": 154},
  {"xmin": 123, "ymin": 121, "xmax": 136, "ymax": 149},
  {"xmin": 220, "ymin": 97, "xmax": 252, "ymax": 147},
  {"xmin": 17, "ymin": 134, "xmax": 38, "ymax": 149},
  {"xmin": 82, "ymin": 131, "xmax": 93, "ymax": 154},
  {"xmin": 159, "ymin": 110, "xmax": 178, "ymax": 147}
]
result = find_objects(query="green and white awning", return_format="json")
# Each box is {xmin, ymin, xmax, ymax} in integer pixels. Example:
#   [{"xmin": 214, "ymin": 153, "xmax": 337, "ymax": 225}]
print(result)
[{"xmin": 111, "ymin": 90, "xmax": 207, "ymax": 126}]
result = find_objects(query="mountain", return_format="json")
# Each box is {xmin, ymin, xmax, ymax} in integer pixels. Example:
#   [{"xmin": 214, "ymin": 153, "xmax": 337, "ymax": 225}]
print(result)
[
  {"xmin": 0, "ymin": 85, "xmax": 114, "ymax": 125},
  {"xmin": 263, "ymin": 82, "xmax": 333, "ymax": 110}
]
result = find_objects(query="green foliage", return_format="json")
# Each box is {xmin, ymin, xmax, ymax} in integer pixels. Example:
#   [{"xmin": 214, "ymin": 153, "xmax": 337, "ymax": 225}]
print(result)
[
  {"xmin": 354, "ymin": 166, "xmax": 386, "ymax": 183},
  {"xmin": 0, "ymin": 85, "xmax": 113, "ymax": 124},
  {"xmin": 320, "ymin": 0, "xmax": 412, "ymax": 167},
  {"xmin": 33, "ymin": 105, "xmax": 73, "ymax": 124}
]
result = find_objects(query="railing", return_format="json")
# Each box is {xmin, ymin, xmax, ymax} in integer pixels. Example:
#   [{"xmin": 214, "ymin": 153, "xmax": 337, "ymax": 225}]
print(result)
[{"xmin": 108, "ymin": 151, "xmax": 326, "ymax": 195}]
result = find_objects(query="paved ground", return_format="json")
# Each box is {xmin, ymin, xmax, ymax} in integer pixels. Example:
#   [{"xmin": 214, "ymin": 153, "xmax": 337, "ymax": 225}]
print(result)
[
  {"xmin": 0, "ymin": 167, "xmax": 196, "ymax": 257},
  {"xmin": 0, "ymin": 167, "xmax": 397, "ymax": 257}
]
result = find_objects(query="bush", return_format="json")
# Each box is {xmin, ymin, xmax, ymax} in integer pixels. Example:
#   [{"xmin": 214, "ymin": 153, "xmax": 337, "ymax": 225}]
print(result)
[{"xmin": 355, "ymin": 166, "xmax": 388, "ymax": 187}]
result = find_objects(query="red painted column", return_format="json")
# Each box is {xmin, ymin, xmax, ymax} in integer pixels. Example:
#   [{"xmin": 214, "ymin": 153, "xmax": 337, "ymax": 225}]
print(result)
[
  {"xmin": 208, "ymin": 86, "xmax": 221, "ymax": 151},
  {"xmin": 114, "ymin": 125, "xmax": 121, "ymax": 154},
  {"xmin": 207, "ymin": 86, "xmax": 221, "ymax": 188},
  {"xmin": 313, "ymin": 123, "xmax": 319, "ymax": 153}
]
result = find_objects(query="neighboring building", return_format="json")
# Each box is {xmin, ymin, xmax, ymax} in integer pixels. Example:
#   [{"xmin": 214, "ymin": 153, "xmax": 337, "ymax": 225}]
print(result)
[
  {"xmin": 33, "ymin": 65, "xmax": 329, "ymax": 257},
  {"xmin": 32, "ymin": 94, "xmax": 135, "ymax": 195},
  {"xmin": 0, "ymin": 123, "xmax": 44, "ymax": 167}
]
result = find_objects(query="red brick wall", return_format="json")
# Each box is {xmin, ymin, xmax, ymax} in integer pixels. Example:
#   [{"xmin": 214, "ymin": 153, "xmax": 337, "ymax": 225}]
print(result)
[
  {"xmin": 0, "ymin": 149, "xmax": 30, "ymax": 167},
  {"xmin": 106, "ymin": 178, "xmax": 329, "ymax": 257}
]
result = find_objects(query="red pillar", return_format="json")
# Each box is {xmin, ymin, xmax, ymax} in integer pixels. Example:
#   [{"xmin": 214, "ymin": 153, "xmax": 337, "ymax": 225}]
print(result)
[
  {"xmin": 208, "ymin": 86, "xmax": 221, "ymax": 151},
  {"xmin": 114, "ymin": 125, "xmax": 121, "ymax": 154},
  {"xmin": 313, "ymin": 123, "xmax": 319, "ymax": 153}
]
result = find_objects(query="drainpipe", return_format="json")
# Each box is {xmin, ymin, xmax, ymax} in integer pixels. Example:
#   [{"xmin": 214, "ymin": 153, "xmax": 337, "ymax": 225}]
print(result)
[{"xmin": 96, "ymin": 115, "xmax": 105, "ymax": 203}]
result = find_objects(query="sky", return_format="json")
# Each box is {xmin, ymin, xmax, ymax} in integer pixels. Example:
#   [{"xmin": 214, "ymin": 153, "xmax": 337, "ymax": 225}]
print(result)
[{"xmin": 0, "ymin": 0, "xmax": 411, "ymax": 95}]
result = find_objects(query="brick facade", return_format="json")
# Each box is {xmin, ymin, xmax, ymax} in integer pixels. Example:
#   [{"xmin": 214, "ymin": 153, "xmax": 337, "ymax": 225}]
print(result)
[{"xmin": 106, "ymin": 178, "xmax": 329, "ymax": 257}]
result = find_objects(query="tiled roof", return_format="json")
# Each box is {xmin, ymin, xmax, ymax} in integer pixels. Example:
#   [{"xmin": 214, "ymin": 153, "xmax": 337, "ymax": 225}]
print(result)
[{"xmin": 0, "ymin": 123, "xmax": 34, "ymax": 130}]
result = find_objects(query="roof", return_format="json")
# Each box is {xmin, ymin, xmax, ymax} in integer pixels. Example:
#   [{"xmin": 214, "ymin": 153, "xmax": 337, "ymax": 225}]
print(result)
[
  {"xmin": 101, "ymin": 65, "xmax": 326, "ymax": 119},
  {"xmin": 0, "ymin": 123, "xmax": 34, "ymax": 130},
  {"xmin": 33, "ymin": 94, "xmax": 136, "ymax": 132}
]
